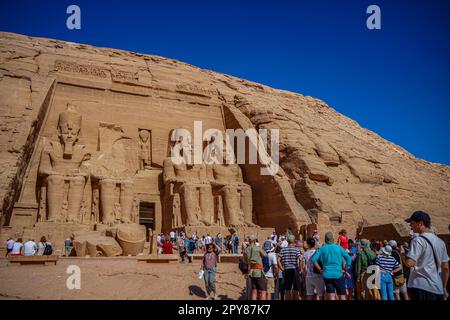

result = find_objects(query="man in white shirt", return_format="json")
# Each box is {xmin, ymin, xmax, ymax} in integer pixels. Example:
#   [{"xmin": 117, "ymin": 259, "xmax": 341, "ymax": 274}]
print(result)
[
  {"xmin": 270, "ymin": 232, "xmax": 277, "ymax": 243},
  {"xmin": 263, "ymin": 240, "xmax": 278, "ymax": 300},
  {"xmin": 169, "ymin": 230, "xmax": 176, "ymax": 243},
  {"xmin": 303, "ymin": 237, "xmax": 325, "ymax": 300},
  {"xmin": 205, "ymin": 234, "xmax": 212, "ymax": 245},
  {"xmin": 23, "ymin": 239, "xmax": 37, "ymax": 256},
  {"xmin": 404, "ymin": 211, "xmax": 449, "ymax": 300},
  {"xmin": 11, "ymin": 238, "xmax": 24, "ymax": 256},
  {"xmin": 280, "ymin": 236, "xmax": 288, "ymax": 248}
]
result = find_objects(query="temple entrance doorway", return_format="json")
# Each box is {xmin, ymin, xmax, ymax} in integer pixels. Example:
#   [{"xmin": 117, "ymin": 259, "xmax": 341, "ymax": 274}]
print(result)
[{"xmin": 139, "ymin": 202, "xmax": 155, "ymax": 241}]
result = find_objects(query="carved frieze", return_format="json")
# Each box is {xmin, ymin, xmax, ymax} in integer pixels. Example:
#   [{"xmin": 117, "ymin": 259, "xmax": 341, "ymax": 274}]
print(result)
[{"xmin": 54, "ymin": 60, "xmax": 109, "ymax": 78}]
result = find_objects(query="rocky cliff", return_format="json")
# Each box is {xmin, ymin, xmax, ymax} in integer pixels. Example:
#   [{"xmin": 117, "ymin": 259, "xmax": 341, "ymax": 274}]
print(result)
[{"xmin": 1, "ymin": 32, "xmax": 449, "ymax": 235}]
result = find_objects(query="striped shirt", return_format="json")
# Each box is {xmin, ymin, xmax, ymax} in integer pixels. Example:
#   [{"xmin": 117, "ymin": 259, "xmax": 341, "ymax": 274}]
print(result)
[
  {"xmin": 375, "ymin": 255, "xmax": 400, "ymax": 272},
  {"xmin": 280, "ymin": 246, "xmax": 301, "ymax": 269}
]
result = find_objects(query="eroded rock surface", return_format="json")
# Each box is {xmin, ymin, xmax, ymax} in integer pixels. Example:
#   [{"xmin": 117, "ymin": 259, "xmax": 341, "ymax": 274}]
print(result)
[{"xmin": 0, "ymin": 32, "xmax": 449, "ymax": 243}]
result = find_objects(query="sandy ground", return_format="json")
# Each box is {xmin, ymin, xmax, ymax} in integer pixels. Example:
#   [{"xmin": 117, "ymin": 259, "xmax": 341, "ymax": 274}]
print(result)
[{"xmin": 0, "ymin": 257, "xmax": 247, "ymax": 300}]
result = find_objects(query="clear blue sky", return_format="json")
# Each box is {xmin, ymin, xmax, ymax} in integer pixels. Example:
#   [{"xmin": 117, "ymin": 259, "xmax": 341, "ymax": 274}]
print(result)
[{"xmin": 1, "ymin": 0, "xmax": 449, "ymax": 165}]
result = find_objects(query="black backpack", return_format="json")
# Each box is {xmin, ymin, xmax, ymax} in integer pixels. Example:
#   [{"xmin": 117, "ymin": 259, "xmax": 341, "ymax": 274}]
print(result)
[
  {"xmin": 238, "ymin": 257, "xmax": 248, "ymax": 274},
  {"xmin": 43, "ymin": 243, "xmax": 53, "ymax": 256},
  {"xmin": 188, "ymin": 241, "xmax": 196, "ymax": 252}
]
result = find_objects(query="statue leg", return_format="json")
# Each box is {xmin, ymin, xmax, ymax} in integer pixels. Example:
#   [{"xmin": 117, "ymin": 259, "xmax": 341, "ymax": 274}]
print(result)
[
  {"xmin": 180, "ymin": 184, "xmax": 201, "ymax": 226},
  {"xmin": 46, "ymin": 175, "xmax": 65, "ymax": 221},
  {"xmin": 221, "ymin": 186, "xmax": 243, "ymax": 227},
  {"xmin": 119, "ymin": 180, "xmax": 134, "ymax": 223},
  {"xmin": 199, "ymin": 185, "xmax": 214, "ymax": 226},
  {"xmin": 241, "ymin": 185, "xmax": 256, "ymax": 226},
  {"xmin": 100, "ymin": 179, "xmax": 116, "ymax": 224},
  {"xmin": 67, "ymin": 176, "xmax": 86, "ymax": 223}
]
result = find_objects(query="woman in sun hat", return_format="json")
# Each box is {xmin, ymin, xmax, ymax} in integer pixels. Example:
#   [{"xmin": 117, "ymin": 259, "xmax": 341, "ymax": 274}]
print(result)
[{"xmin": 375, "ymin": 245, "xmax": 402, "ymax": 300}]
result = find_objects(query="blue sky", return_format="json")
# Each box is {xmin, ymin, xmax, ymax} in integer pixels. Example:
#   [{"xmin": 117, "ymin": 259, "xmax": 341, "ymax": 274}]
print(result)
[{"xmin": 1, "ymin": 0, "xmax": 449, "ymax": 165}]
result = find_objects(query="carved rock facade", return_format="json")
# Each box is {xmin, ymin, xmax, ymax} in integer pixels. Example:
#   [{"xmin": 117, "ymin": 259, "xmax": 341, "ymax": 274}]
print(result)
[{"xmin": 0, "ymin": 32, "xmax": 449, "ymax": 253}]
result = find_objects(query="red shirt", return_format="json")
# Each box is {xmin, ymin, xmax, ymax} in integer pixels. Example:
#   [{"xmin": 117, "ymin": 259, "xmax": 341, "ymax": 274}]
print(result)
[
  {"xmin": 162, "ymin": 241, "xmax": 173, "ymax": 254},
  {"xmin": 339, "ymin": 235, "xmax": 349, "ymax": 250}
]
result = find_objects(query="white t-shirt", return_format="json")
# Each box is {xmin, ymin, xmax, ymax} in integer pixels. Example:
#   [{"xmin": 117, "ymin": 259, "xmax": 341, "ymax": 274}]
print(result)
[
  {"xmin": 11, "ymin": 242, "xmax": 23, "ymax": 254},
  {"xmin": 205, "ymin": 236, "xmax": 212, "ymax": 245},
  {"xmin": 280, "ymin": 240, "xmax": 288, "ymax": 248},
  {"xmin": 407, "ymin": 232, "xmax": 449, "ymax": 295},
  {"xmin": 6, "ymin": 239, "xmax": 14, "ymax": 250},
  {"xmin": 303, "ymin": 249, "xmax": 320, "ymax": 278},
  {"xmin": 169, "ymin": 231, "xmax": 175, "ymax": 239},
  {"xmin": 23, "ymin": 241, "xmax": 37, "ymax": 256},
  {"xmin": 264, "ymin": 252, "xmax": 278, "ymax": 278}
]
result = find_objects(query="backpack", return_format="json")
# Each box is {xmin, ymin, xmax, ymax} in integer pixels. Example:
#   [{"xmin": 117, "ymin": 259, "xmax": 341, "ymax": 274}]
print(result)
[
  {"xmin": 238, "ymin": 257, "xmax": 248, "ymax": 274},
  {"xmin": 188, "ymin": 241, "xmax": 196, "ymax": 252},
  {"xmin": 262, "ymin": 255, "xmax": 271, "ymax": 273},
  {"xmin": 43, "ymin": 243, "xmax": 53, "ymax": 256}
]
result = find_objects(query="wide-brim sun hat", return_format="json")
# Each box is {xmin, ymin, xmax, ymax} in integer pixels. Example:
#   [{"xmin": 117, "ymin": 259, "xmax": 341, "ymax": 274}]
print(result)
[{"xmin": 381, "ymin": 245, "xmax": 392, "ymax": 256}]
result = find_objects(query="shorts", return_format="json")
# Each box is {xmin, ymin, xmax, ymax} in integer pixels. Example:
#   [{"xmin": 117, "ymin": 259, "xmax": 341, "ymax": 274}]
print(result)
[
  {"xmin": 6, "ymin": 248, "xmax": 12, "ymax": 254},
  {"xmin": 283, "ymin": 269, "xmax": 301, "ymax": 291},
  {"xmin": 266, "ymin": 277, "xmax": 275, "ymax": 294},
  {"xmin": 306, "ymin": 276, "xmax": 325, "ymax": 296},
  {"xmin": 324, "ymin": 276, "xmax": 346, "ymax": 295},
  {"xmin": 394, "ymin": 282, "xmax": 408, "ymax": 294},
  {"xmin": 409, "ymin": 287, "xmax": 444, "ymax": 300},
  {"xmin": 250, "ymin": 276, "xmax": 267, "ymax": 291}
]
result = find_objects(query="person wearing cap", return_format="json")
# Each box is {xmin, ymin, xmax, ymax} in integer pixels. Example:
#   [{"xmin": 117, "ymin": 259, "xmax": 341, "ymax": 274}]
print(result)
[
  {"xmin": 311, "ymin": 232, "xmax": 352, "ymax": 300},
  {"xmin": 388, "ymin": 240, "xmax": 410, "ymax": 300},
  {"xmin": 263, "ymin": 236, "xmax": 273, "ymax": 250},
  {"xmin": 404, "ymin": 211, "xmax": 449, "ymax": 300},
  {"xmin": 375, "ymin": 245, "xmax": 401, "ymax": 300},
  {"xmin": 243, "ymin": 235, "xmax": 268, "ymax": 300},
  {"xmin": 278, "ymin": 234, "xmax": 303, "ymax": 300},
  {"xmin": 202, "ymin": 242, "xmax": 221, "ymax": 300},
  {"xmin": 263, "ymin": 240, "xmax": 278, "ymax": 300}
]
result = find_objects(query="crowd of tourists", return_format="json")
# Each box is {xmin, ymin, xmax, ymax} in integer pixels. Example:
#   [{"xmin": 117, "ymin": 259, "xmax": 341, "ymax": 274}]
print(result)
[
  {"xmin": 4, "ymin": 210, "xmax": 448, "ymax": 302},
  {"xmin": 5, "ymin": 236, "xmax": 53, "ymax": 257},
  {"xmin": 239, "ymin": 211, "xmax": 449, "ymax": 301},
  {"xmin": 153, "ymin": 211, "xmax": 449, "ymax": 301},
  {"xmin": 155, "ymin": 230, "xmax": 240, "ymax": 259}
]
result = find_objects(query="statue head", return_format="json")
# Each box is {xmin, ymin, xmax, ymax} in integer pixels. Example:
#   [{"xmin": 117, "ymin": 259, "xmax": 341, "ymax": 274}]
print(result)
[
  {"xmin": 139, "ymin": 129, "xmax": 150, "ymax": 143},
  {"xmin": 58, "ymin": 103, "xmax": 82, "ymax": 157},
  {"xmin": 169, "ymin": 128, "xmax": 192, "ymax": 164}
]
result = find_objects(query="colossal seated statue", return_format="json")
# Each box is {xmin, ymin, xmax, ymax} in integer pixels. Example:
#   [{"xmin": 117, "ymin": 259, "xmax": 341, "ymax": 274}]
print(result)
[
  {"xmin": 87, "ymin": 122, "xmax": 137, "ymax": 225},
  {"xmin": 38, "ymin": 104, "xmax": 90, "ymax": 223},
  {"xmin": 163, "ymin": 129, "xmax": 214, "ymax": 226},
  {"xmin": 208, "ymin": 146, "xmax": 256, "ymax": 227}
]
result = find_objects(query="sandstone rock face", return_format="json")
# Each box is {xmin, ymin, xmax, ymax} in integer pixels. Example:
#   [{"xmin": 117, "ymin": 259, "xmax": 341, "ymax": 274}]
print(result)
[{"xmin": 0, "ymin": 32, "xmax": 449, "ymax": 244}]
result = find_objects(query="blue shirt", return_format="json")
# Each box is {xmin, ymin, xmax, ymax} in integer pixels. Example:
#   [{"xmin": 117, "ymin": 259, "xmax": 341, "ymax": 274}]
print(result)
[
  {"xmin": 186, "ymin": 240, "xmax": 195, "ymax": 254},
  {"xmin": 311, "ymin": 243, "xmax": 352, "ymax": 279}
]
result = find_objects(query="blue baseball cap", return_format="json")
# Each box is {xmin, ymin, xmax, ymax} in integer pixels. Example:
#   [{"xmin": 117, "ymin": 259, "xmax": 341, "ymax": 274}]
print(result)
[{"xmin": 405, "ymin": 211, "xmax": 431, "ymax": 226}]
